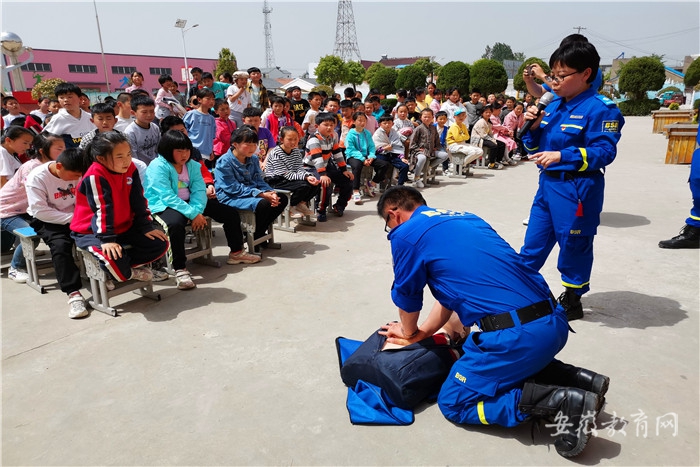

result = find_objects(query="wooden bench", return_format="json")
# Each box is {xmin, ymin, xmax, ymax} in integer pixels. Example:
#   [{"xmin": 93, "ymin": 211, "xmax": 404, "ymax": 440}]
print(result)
[
  {"xmin": 159, "ymin": 216, "xmax": 221, "ymax": 275},
  {"xmin": 77, "ymin": 247, "xmax": 160, "ymax": 317},
  {"xmin": 664, "ymin": 123, "xmax": 699, "ymax": 164},
  {"xmin": 652, "ymin": 110, "xmax": 694, "ymax": 134}
]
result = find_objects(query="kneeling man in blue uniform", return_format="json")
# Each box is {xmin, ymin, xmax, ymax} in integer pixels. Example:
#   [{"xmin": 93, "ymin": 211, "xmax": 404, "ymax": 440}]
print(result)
[{"xmin": 378, "ymin": 186, "xmax": 609, "ymax": 458}]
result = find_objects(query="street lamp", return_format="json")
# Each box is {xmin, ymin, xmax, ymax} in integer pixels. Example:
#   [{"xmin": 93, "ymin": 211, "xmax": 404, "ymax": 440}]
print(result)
[{"xmin": 174, "ymin": 19, "xmax": 199, "ymax": 101}]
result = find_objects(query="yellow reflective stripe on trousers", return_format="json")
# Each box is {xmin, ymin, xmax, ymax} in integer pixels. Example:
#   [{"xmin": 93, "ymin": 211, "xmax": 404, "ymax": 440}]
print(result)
[
  {"xmin": 579, "ymin": 148, "xmax": 588, "ymax": 171},
  {"xmin": 477, "ymin": 401, "xmax": 489, "ymax": 425},
  {"xmin": 561, "ymin": 280, "xmax": 590, "ymax": 288}
]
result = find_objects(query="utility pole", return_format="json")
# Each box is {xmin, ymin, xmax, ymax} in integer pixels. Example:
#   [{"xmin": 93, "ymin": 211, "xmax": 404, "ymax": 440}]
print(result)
[
  {"xmin": 263, "ymin": 0, "xmax": 275, "ymax": 68},
  {"xmin": 573, "ymin": 26, "xmax": 587, "ymax": 34}
]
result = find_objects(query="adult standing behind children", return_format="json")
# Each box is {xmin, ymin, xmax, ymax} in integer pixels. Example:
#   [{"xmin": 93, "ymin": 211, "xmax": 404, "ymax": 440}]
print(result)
[
  {"xmin": 520, "ymin": 38, "xmax": 623, "ymax": 321},
  {"xmin": 43, "ymin": 83, "xmax": 96, "ymax": 149},
  {"xmin": 226, "ymin": 71, "xmax": 251, "ymax": 129}
]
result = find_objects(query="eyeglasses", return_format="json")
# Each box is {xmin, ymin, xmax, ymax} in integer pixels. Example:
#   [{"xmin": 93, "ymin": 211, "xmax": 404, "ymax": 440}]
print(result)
[
  {"xmin": 384, "ymin": 213, "xmax": 392, "ymax": 233},
  {"xmin": 548, "ymin": 70, "xmax": 581, "ymax": 83}
]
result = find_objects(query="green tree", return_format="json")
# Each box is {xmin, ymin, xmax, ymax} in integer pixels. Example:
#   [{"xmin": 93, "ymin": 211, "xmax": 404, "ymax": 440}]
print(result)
[
  {"xmin": 315, "ymin": 55, "xmax": 346, "ymax": 88},
  {"xmin": 437, "ymin": 61, "xmax": 470, "ymax": 96},
  {"xmin": 369, "ymin": 67, "xmax": 398, "ymax": 96},
  {"xmin": 344, "ymin": 60, "xmax": 366, "ymax": 90},
  {"xmin": 513, "ymin": 58, "xmax": 551, "ymax": 93},
  {"xmin": 618, "ymin": 56, "xmax": 666, "ymax": 100},
  {"xmin": 364, "ymin": 62, "xmax": 386, "ymax": 85},
  {"xmin": 30, "ymin": 77, "xmax": 65, "ymax": 101},
  {"xmin": 310, "ymin": 84, "xmax": 335, "ymax": 96},
  {"xmin": 470, "ymin": 59, "xmax": 508, "ymax": 96},
  {"xmin": 213, "ymin": 48, "xmax": 238, "ymax": 79},
  {"xmin": 395, "ymin": 65, "xmax": 427, "ymax": 92},
  {"xmin": 482, "ymin": 42, "xmax": 522, "ymax": 63},
  {"xmin": 684, "ymin": 57, "xmax": 700, "ymax": 88},
  {"xmin": 413, "ymin": 57, "xmax": 441, "ymax": 83}
]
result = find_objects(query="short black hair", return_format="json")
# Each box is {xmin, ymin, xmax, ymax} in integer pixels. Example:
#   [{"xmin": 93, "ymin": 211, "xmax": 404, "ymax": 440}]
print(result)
[
  {"xmin": 159, "ymin": 115, "xmax": 185, "ymax": 133},
  {"xmin": 435, "ymin": 110, "xmax": 448, "ymax": 119},
  {"xmin": 378, "ymin": 115, "xmax": 394, "ymax": 124},
  {"xmin": 214, "ymin": 98, "xmax": 228, "ymax": 111},
  {"xmin": 343, "ymin": 87, "xmax": 355, "ymax": 98},
  {"xmin": 549, "ymin": 40, "xmax": 600, "ymax": 84},
  {"xmin": 56, "ymin": 147, "xmax": 90, "ymax": 174},
  {"xmin": 158, "ymin": 130, "xmax": 193, "ymax": 164},
  {"xmin": 314, "ymin": 112, "xmax": 338, "ymax": 125},
  {"xmin": 269, "ymin": 96, "xmax": 285, "ymax": 106},
  {"xmin": 340, "ymin": 99, "xmax": 353, "ymax": 109},
  {"xmin": 377, "ymin": 186, "xmax": 426, "ymax": 218},
  {"xmin": 242, "ymin": 107, "xmax": 263, "ymax": 118},
  {"xmin": 247, "ymin": 67, "xmax": 261, "ymax": 74},
  {"xmin": 158, "ymin": 74, "xmax": 173, "ymax": 86},
  {"xmin": 91, "ymin": 102, "xmax": 115, "ymax": 116},
  {"xmin": 54, "ymin": 82, "xmax": 82, "ymax": 97},
  {"xmin": 230, "ymin": 125, "xmax": 259, "ymax": 146},
  {"xmin": 190, "ymin": 67, "xmax": 203, "ymax": 74},
  {"xmin": 0, "ymin": 126, "xmax": 33, "ymax": 143},
  {"xmin": 130, "ymin": 94, "xmax": 155, "ymax": 111},
  {"xmin": 195, "ymin": 88, "xmax": 215, "ymax": 99},
  {"xmin": 201, "ymin": 72, "xmax": 214, "ymax": 80}
]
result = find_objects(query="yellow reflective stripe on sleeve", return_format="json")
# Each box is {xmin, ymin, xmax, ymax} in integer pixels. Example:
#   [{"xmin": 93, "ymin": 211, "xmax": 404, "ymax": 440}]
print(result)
[
  {"xmin": 561, "ymin": 280, "xmax": 590, "ymax": 289},
  {"xmin": 477, "ymin": 401, "xmax": 489, "ymax": 425},
  {"xmin": 690, "ymin": 214, "xmax": 700, "ymax": 221},
  {"xmin": 579, "ymin": 148, "xmax": 588, "ymax": 171}
]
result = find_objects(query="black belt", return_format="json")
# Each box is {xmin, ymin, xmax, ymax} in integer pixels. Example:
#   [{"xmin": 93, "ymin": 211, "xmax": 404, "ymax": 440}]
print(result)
[
  {"xmin": 543, "ymin": 170, "xmax": 602, "ymax": 180},
  {"xmin": 479, "ymin": 296, "xmax": 555, "ymax": 332}
]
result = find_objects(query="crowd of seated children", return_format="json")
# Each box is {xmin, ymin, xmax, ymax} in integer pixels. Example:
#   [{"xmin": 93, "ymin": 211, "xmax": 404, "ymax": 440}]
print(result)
[
  {"xmin": 26, "ymin": 147, "xmax": 91, "ymax": 318},
  {"xmin": 1, "ymin": 132, "xmax": 65, "ymax": 283},
  {"xmin": 409, "ymin": 108, "xmax": 449, "ymax": 188},
  {"xmin": 472, "ymin": 104, "xmax": 507, "ymax": 170},
  {"xmin": 214, "ymin": 126, "xmax": 288, "ymax": 246},
  {"xmin": 344, "ymin": 111, "xmax": 390, "ymax": 204},
  {"xmin": 303, "ymin": 112, "xmax": 353, "ymax": 222},
  {"xmin": 264, "ymin": 126, "xmax": 319, "ymax": 218},
  {"xmin": 372, "ymin": 114, "xmax": 410, "ymax": 186}
]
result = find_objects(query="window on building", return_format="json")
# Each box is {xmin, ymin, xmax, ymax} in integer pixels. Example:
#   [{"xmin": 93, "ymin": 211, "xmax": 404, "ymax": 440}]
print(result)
[
  {"xmin": 112, "ymin": 66, "xmax": 137, "ymax": 75},
  {"xmin": 68, "ymin": 64, "xmax": 98, "ymax": 74},
  {"xmin": 149, "ymin": 67, "xmax": 173, "ymax": 76},
  {"xmin": 21, "ymin": 63, "xmax": 52, "ymax": 72}
]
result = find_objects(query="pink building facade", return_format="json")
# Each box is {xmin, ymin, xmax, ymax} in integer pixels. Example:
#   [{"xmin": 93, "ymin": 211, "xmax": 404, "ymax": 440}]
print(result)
[{"xmin": 14, "ymin": 48, "xmax": 219, "ymax": 94}]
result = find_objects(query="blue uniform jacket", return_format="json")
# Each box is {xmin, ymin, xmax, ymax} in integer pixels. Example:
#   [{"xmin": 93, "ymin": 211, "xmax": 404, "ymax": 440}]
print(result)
[
  {"xmin": 214, "ymin": 150, "xmax": 272, "ymax": 211},
  {"xmin": 522, "ymin": 86, "xmax": 623, "ymax": 173},
  {"xmin": 144, "ymin": 156, "xmax": 206, "ymax": 219},
  {"xmin": 389, "ymin": 205, "xmax": 553, "ymax": 324}
]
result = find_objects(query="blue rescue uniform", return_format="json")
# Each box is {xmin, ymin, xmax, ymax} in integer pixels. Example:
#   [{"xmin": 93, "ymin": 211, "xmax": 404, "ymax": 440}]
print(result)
[
  {"xmin": 389, "ymin": 205, "xmax": 569, "ymax": 427},
  {"xmin": 688, "ymin": 128, "xmax": 700, "ymax": 228},
  {"xmin": 521, "ymin": 86, "xmax": 623, "ymax": 295}
]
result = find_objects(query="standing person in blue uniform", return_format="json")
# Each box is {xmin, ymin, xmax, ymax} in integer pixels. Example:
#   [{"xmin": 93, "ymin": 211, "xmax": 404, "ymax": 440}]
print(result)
[
  {"xmin": 377, "ymin": 186, "xmax": 609, "ymax": 458},
  {"xmin": 520, "ymin": 39, "xmax": 624, "ymax": 321},
  {"xmin": 658, "ymin": 127, "xmax": 700, "ymax": 248}
]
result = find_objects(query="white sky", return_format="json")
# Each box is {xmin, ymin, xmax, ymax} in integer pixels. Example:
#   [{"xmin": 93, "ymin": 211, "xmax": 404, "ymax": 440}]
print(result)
[{"xmin": 2, "ymin": 1, "xmax": 699, "ymax": 77}]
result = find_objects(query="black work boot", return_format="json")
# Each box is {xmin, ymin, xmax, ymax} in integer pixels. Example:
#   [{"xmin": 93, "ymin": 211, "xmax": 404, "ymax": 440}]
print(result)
[
  {"xmin": 519, "ymin": 382, "xmax": 599, "ymax": 458},
  {"xmin": 558, "ymin": 288, "xmax": 583, "ymax": 321},
  {"xmin": 659, "ymin": 224, "xmax": 700, "ymax": 249},
  {"xmin": 533, "ymin": 359, "xmax": 609, "ymax": 413}
]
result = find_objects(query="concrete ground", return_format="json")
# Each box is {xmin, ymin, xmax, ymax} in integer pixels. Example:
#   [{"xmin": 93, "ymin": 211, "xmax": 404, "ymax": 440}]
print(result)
[{"xmin": 2, "ymin": 116, "xmax": 698, "ymax": 466}]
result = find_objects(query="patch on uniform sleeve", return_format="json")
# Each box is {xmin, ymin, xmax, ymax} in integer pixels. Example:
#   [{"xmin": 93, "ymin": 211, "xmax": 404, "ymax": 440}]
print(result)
[{"xmin": 602, "ymin": 120, "xmax": 619, "ymax": 133}]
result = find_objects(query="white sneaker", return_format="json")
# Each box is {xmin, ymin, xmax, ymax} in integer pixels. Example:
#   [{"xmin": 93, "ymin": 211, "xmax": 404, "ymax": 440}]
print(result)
[
  {"xmin": 352, "ymin": 193, "xmax": 363, "ymax": 205},
  {"xmin": 414, "ymin": 180, "xmax": 425, "ymax": 188},
  {"xmin": 8, "ymin": 267, "xmax": 28, "ymax": 283},
  {"xmin": 523, "ymin": 217, "xmax": 529, "ymax": 226},
  {"xmin": 288, "ymin": 206, "xmax": 303, "ymax": 219},
  {"xmin": 175, "ymin": 269, "xmax": 196, "ymax": 290},
  {"xmin": 67, "ymin": 294, "xmax": 88, "ymax": 319},
  {"xmin": 295, "ymin": 202, "xmax": 314, "ymax": 217}
]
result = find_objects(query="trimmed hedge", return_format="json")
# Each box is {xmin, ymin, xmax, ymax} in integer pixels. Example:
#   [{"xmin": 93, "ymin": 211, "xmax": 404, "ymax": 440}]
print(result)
[{"xmin": 618, "ymin": 98, "xmax": 661, "ymax": 116}]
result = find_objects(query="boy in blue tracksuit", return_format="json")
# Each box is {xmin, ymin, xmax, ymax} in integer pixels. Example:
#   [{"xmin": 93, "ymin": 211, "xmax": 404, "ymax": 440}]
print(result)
[
  {"xmin": 520, "ymin": 39, "xmax": 624, "ymax": 321},
  {"xmin": 377, "ymin": 186, "xmax": 609, "ymax": 458}
]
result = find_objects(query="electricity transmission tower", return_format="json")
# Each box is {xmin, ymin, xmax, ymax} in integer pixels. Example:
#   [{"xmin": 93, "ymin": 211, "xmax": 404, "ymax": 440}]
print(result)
[
  {"xmin": 332, "ymin": 0, "xmax": 361, "ymax": 62},
  {"xmin": 263, "ymin": 0, "xmax": 275, "ymax": 68}
]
